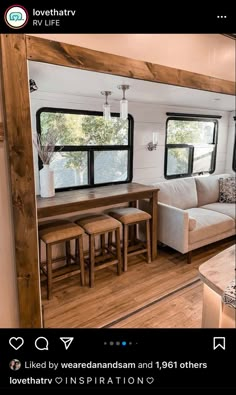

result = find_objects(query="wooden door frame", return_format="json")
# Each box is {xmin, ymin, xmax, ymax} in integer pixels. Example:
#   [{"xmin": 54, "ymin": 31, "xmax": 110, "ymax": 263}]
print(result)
[{"xmin": 0, "ymin": 34, "xmax": 234, "ymax": 328}]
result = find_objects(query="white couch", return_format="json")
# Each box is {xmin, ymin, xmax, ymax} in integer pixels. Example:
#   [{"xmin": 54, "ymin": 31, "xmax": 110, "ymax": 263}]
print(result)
[{"xmin": 140, "ymin": 174, "xmax": 235, "ymax": 262}]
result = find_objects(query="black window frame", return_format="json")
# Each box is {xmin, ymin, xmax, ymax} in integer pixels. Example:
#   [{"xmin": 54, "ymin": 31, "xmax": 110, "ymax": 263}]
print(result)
[
  {"xmin": 232, "ymin": 117, "xmax": 236, "ymax": 172},
  {"xmin": 36, "ymin": 107, "xmax": 134, "ymax": 191},
  {"xmin": 164, "ymin": 116, "xmax": 218, "ymax": 179}
]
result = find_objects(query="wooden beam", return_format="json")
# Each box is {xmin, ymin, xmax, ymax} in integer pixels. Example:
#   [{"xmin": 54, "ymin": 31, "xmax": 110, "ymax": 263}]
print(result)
[
  {"xmin": 26, "ymin": 35, "xmax": 235, "ymax": 95},
  {"xmin": 0, "ymin": 34, "xmax": 41, "ymax": 328},
  {"xmin": 0, "ymin": 122, "xmax": 3, "ymax": 141}
]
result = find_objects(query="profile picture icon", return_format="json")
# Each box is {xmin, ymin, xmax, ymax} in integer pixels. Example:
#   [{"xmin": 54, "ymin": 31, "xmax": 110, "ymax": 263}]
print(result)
[
  {"xmin": 9, "ymin": 359, "xmax": 21, "ymax": 371},
  {"xmin": 4, "ymin": 5, "xmax": 29, "ymax": 29}
]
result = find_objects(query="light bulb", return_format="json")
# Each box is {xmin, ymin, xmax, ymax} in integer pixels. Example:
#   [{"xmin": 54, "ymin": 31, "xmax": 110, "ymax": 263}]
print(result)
[
  {"xmin": 118, "ymin": 85, "xmax": 129, "ymax": 121},
  {"xmin": 103, "ymin": 103, "xmax": 111, "ymax": 120},
  {"xmin": 120, "ymin": 99, "xmax": 128, "ymax": 120}
]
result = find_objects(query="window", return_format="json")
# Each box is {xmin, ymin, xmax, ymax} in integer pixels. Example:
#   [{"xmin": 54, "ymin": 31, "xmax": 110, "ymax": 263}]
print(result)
[
  {"xmin": 37, "ymin": 108, "xmax": 133, "ymax": 191},
  {"xmin": 165, "ymin": 116, "xmax": 218, "ymax": 179}
]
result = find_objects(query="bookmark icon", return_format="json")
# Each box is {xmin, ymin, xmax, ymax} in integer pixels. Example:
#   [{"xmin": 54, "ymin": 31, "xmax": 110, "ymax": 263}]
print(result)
[
  {"xmin": 213, "ymin": 337, "xmax": 226, "ymax": 350},
  {"xmin": 60, "ymin": 337, "xmax": 74, "ymax": 350}
]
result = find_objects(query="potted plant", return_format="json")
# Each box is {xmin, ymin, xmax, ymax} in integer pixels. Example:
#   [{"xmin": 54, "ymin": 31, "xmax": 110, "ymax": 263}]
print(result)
[{"xmin": 33, "ymin": 129, "xmax": 59, "ymax": 198}]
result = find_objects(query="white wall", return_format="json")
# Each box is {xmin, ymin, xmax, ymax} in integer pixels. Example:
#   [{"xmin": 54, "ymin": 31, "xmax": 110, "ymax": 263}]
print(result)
[
  {"xmin": 225, "ymin": 111, "xmax": 236, "ymax": 174},
  {"xmin": 30, "ymin": 91, "xmax": 230, "ymax": 191},
  {"xmin": 0, "ymin": 82, "xmax": 19, "ymax": 326}
]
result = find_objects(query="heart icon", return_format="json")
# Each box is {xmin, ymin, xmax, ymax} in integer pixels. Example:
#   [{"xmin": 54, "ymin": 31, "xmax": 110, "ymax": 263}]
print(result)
[
  {"xmin": 9, "ymin": 337, "xmax": 24, "ymax": 350},
  {"xmin": 146, "ymin": 377, "xmax": 154, "ymax": 384},
  {"xmin": 55, "ymin": 377, "xmax": 63, "ymax": 384}
]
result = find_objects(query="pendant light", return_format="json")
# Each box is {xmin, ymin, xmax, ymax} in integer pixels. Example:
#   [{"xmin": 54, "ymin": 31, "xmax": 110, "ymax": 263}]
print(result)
[
  {"xmin": 101, "ymin": 91, "xmax": 112, "ymax": 120},
  {"xmin": 118, "ymin": 85, "xmax": 129, "ymax": 120}
]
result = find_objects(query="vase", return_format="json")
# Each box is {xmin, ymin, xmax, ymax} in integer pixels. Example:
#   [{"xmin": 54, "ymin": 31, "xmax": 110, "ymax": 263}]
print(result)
[{"xmin": 39, "ymin": 164, "xmax": 55, "ymax": 198}]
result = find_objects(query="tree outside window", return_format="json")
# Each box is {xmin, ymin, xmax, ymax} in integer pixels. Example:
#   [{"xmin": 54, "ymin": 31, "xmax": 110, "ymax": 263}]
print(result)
[
  {"xmin": 165, "ymin": 117, "xmax": 218, "ymax": 179},
  {"xmin": 37, "ymin": 109, "xmax": 133, "ymax": 190}
]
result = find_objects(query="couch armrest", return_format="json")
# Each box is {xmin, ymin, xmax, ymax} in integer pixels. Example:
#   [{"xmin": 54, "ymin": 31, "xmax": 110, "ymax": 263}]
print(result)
[
  {"xmin": 158, "ymin": 203, "xmax": 189, "ymax": 253},
  {"xmin": 139, "ymin": 200, "xmax": 189, "ymax": 254}
]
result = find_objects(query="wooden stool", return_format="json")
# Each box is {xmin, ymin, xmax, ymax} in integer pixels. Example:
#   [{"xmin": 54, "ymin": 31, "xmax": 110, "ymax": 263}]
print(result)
[
  {"xmin": 74, "ymin": 214, "xmax": 122, "ymax": 288},
  {"xmin": 38, "ymin": 219, "xmax": 85, "ymax": 300},
  {"xmin": 108, "ymin": 207, "xmax": 151, "ymax": 271}
]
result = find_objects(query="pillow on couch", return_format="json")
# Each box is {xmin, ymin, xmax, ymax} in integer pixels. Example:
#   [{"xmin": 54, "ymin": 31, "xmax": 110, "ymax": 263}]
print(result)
[{"xmin": 219, "ymin": 177, "xmax": 236, "ymax": 203}]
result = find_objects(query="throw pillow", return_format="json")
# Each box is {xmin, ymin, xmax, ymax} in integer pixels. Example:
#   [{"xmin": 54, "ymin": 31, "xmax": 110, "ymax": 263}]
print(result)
[{"xmin": 219, "ymin": 177, "xmax": 236, "ymax": 203}]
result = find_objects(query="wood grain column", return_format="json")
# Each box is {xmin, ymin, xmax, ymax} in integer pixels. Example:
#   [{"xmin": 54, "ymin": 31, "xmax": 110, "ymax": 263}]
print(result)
[
  {"xmin": 151, "ymin": 190, "xmax": 158, "ymax": 260},
  {"xmin": 0, "ymin": 34, "xmax": 41, "ymax": 327},
  {"xmin": 0, "ymin": 122, "xmax": 4, "ymax": 141}
]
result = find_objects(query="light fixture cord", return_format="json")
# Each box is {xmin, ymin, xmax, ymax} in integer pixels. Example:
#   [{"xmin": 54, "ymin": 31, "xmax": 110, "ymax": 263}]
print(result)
[{"xmin": 122, "ymin": 87, "xmax": 126, "ymax": 100}]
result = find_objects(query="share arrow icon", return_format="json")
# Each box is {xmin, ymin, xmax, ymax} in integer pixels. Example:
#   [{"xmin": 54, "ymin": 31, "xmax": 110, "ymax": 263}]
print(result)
[{"xmin": 60, "ymin": 337, "xmax": 74, "ymax": 350}]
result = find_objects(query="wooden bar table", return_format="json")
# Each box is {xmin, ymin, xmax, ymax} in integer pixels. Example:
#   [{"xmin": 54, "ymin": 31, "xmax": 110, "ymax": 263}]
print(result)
[{"xmin": 37, "ymin": 183, "xmax": 159, "ymax": 261}]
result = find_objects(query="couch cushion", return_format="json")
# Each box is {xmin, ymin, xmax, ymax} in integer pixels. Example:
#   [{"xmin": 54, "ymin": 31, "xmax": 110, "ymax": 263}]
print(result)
[
  {"xmin": 195, "ymin": 173, "xmax": 231, "ymax": 207},
  {"xmin": 153, "ymin": 178, "xmax": 198, "ymax": 209},
  {"xmin": 201, "ymin": 203, "xmax": 236, "ymax": 220},
  {"xmin": 186, "ymin": 208, "xmax": 234, "ymax": 245}
]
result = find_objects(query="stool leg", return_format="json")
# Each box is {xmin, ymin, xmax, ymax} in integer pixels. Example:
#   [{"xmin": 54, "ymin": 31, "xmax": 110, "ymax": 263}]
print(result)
[
  {"xmin": 146, "ymin": 219, "xmax": 151, "ymax": 263},
  {"xmin": 115, "ymin": 228, "xmax": 122, "ymax": 275},
  {"xmin": 123, "ymin": 224, "xmax": 128, "ymax": 272},
  {"xmin": 108, "ymin": 232, "xmax": 113, "ymax": 250},
  {"xmin": 129, "ymin": 225, "xmax": 136, "ymax": 245},
  {"xmin": 89, "ymin": 234, "xmax": 95, "ymax": 288},
  {"xmin": 78, "ymin": 236, "xmax": 85, "ymax": 286},
  {"xmin": 75, "ymin": 239, "xmax": 79, "ymax": 262},
  {"xmin": 46, "ymin": 244, "xmax": 52, "ymax": 300},
  {"xmin": 66, "ymin": 241, "xmax": 71, "ymax": 265},
  {"xmin": 100, "ymin": 234, "xmax": 106, "ymax": 256}
]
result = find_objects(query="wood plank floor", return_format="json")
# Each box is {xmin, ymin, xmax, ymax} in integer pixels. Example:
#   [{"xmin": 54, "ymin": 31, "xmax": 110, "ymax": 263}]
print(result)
[
  {"xmin": 111, "ymin": 282, "xmax": 203, "ymax": 328},
  {"xmin": 42, "ymin": 237, "xmax": 235, "ymax": 328}
]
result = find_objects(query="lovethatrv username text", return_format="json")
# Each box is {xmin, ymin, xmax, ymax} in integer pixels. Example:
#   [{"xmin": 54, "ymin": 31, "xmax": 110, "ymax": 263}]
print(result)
[
  {"xmin": 10, "ymin": 377, "xmax": 153, "ymax": 385},
  {"xmin": 32, "ymin": 9, "xmax": 76, "ymax": 16}
]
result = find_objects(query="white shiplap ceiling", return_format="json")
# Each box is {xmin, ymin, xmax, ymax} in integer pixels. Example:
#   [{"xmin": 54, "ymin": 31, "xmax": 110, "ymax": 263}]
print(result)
[{"xmin": 28, "ymin": 61, "xmax": 235, "ymax": 111}]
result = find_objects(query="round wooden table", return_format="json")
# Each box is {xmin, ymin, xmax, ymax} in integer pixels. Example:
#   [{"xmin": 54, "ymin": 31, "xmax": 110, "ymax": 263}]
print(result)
[{"xmin": 199, "ymin": 245, "xmax": 235, "ymax": 328}]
